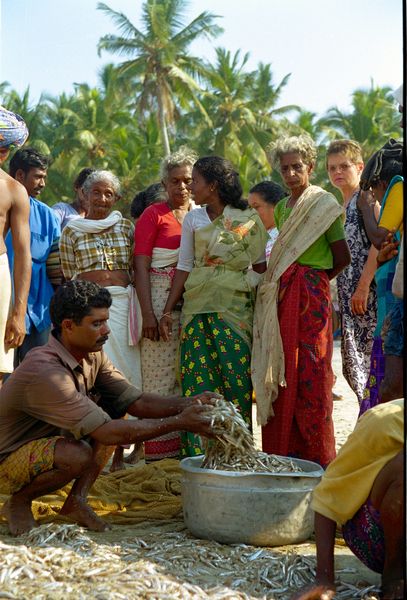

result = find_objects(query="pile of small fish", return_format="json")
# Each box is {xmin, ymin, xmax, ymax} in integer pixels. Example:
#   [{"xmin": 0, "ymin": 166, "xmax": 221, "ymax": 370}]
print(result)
[
  {"xmin": 202, "ymin": 398, "xmax": 302, "ymax": 474},
  {"xmin": 0, "ymin": 522, "xmax": 380, "ymax": 599}
]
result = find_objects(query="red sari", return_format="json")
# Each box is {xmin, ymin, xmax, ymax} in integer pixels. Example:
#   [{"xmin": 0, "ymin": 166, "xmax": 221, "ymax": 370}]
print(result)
[{"xmin": 261, "ymin": 263, "xmax": 336, "ymax": 468}]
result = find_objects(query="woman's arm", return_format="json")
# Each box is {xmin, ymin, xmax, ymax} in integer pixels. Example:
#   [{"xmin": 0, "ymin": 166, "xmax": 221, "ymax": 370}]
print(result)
[
  {"xmin": 351, "ymin": 243, "xmax": 378, "ymax": 315},
  {"xmin": 326, "ymin": 239, "xmax": 351, "ymax": 280},
  {"xmin": 159, "ymin": 268, "xmax": 190, "ymax": 341},
  {"xmin": 357, "ymin": 191, "xmax": 389, "ymax": 249},
  {"xmin": 133, "ymin": 254, "xmax": 158, "ymax": 341}
]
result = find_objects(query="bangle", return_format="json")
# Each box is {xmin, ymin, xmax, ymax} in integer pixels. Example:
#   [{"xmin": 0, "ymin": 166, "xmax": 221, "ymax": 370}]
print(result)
[{"xmin": 160, "ymin": 312, "xmax": 173, "ymax": 320}]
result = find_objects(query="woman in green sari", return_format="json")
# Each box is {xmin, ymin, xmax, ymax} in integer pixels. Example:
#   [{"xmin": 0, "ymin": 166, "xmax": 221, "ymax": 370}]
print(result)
[{"xmin": 160, "ymin": 156, "xmax": 267, "ymax": 456}]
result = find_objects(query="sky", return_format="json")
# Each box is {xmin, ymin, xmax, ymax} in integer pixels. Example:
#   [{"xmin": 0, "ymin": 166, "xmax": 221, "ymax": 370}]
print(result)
[{"xmin": 0, "ymin": 0, "xmax": 404, "ymax": 117}]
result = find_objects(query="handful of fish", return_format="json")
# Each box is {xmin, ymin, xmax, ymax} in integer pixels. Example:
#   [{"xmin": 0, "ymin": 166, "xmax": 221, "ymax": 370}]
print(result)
[{"xmin": 201, "ymin": 397, "xmax": 302, "ymax": 474}]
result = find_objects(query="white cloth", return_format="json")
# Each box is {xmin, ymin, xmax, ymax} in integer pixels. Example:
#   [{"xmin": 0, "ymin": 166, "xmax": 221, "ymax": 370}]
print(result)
[
  {"xmin": 66, "ymin": 210, "xmax": 122, "ymax": 233},
  {"xmin": 104, "ymin": 285, "xmax": 142, "ymax": 389},
  {"xmin": 177, "ymin": 208, "xmax": 211, "ymax": 272},
  {"xmin": 151, "ymin": 247, "xmax": 179, "ymax": 268},
  {"xmin": 266, "ymin": 227, "xmax": 279, "ymax": 263},
  {"xmin": 0, "ymin": 254, "xmax": 14, "ymax": 373}
]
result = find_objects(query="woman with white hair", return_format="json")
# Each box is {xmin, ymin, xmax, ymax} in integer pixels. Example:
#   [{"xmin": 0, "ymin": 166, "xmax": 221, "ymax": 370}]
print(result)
[
  {"xmin": 60, "ymin": 170, "xmax": 141, "ymax": 469},
  {"xmin": 252, "ymin": 135, "xmax": 351, "ymax": 468}
]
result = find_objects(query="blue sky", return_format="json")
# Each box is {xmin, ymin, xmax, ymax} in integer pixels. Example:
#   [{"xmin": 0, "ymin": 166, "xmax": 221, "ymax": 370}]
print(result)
[{"xmin": 0, "ymin": 0, "xmax": 403, "ymax": 116}]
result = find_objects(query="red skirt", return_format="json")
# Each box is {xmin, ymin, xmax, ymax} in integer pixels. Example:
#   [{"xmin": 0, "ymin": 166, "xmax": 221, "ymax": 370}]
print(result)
[{"xmin": 261, "ymin": 263, "xmax": 336, "ymax": 468}]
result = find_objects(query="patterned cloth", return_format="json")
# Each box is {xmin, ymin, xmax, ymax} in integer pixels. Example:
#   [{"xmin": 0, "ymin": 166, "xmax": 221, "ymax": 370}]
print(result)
[
  {"xmin": 177, "ymin": 207, "xmax": 266, "ymax": 457},
  {"xmin": 179, "ymin": 313, "xmax": 252, "ymax": 457},
  {"xmin": 141, "ymin": 269, "xmax": 181, "ymax": 461},
  {"xmin": 342, "ymin": 500, "xmax": 384, "ymax": 573},
  {"xmin": 360, "ymin": 338, "xmax": 386, "ymax": 415},
  {"xmin": 60, "ymin": 214, "xmax": 134, "ymax": 279},
  {"xmin": 0, "ymin": 106, "xmax": 28, "ymax": 149},
  {"xmin": 358, "ymin": 178, "xmax": 402, "ymax": 415},
  {"xmin": 0, "ymin": 437, "xmax": 60, "ymax": 495},
  {"xmin": 261, "ymin": 264, "xmax": 335, "ymax": 468},
  {"xmin": 336, "ymin": 192, "xmax": 377, "ymax": 404}
]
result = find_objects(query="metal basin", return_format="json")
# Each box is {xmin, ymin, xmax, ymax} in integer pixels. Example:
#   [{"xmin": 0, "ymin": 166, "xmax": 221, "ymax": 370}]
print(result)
[{"xmin": 180, "ymin": 455, "xmax": 323, "ymax": 546}]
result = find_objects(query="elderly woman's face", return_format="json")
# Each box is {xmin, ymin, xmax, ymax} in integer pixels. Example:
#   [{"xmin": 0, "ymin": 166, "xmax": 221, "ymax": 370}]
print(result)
[
  {"xmin": 86, "ymin": 181, "xmax": 117, "ymax": 219},
  {"xmin": 279, "ymin": 152, "xmax": 312, "ymax": 193},
  {"xmin": 163, "ymin": 165, "xmax": 192, "ymax": 206}
]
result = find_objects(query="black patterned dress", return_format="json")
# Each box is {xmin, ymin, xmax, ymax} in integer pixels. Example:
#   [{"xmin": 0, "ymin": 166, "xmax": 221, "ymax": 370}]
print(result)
[{"xmin": 336, "ymin": 192, "xmax": 377, "ymax": 404}]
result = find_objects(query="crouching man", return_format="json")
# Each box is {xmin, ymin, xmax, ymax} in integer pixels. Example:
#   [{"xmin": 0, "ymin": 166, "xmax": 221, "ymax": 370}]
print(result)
[{"xmin": 0, "ymin": 280, "xmax": 217, "ymax": 535}]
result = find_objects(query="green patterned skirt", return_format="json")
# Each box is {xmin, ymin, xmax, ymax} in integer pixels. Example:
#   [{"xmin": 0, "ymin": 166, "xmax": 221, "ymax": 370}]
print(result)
[{"xmin": 179, "ymin": 312, "xmax": 252, "ymax": 457}]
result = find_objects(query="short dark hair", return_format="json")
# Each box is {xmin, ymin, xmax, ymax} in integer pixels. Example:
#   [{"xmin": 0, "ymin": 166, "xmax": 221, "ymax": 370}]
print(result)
[
  {"xmin": 50, "ymin": 280, "xmax": 112, "ymax": 334},
  {"xmin": 249, "ymin": 181, "xmax": 287, "ymax": 206},
  {"xmin": 9, "ymin": 147, "xmax": 51, "ymax": 178},
  {"xmin": 193, "ymin": 156, "xmax": 247, "ymax": 210},
  {"xmin": 73, "ymin": 167, "xmax": 95, "ymax": 190},
  {"xmin": 130, "ymin": 182, "xmax": 166, "ymax": 219}
]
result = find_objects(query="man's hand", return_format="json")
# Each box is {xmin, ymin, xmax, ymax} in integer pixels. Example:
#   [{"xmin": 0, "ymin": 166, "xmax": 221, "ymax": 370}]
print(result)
[
  {"xmin": 178, "ymin": 403, "xmax": 215, "ymax": 437},
  {"xmin": 4, "ymin": 313, "xmax": 26, "ymax": 350},
  {"xmin": 191, "ymin": 391, "xmax": 223, "ymax": 405}
]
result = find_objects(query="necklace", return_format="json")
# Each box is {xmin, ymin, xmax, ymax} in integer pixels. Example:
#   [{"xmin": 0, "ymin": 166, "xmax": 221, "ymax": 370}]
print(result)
[{"xmin": 167, "ymin": 202, "xmax": 188, "ymax": 225}]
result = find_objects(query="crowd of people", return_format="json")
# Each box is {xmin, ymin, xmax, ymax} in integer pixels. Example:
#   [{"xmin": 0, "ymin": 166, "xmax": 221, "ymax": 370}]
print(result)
[{"xmin": 0, "ymin": 82, "xmax": 404, "ymax": 600}]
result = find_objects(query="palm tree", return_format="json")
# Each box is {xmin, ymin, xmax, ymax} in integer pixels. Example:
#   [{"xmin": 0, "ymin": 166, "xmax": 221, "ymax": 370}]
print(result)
[
  {"xmin": 320, "ymin": 82, "xmax": 401, "ymax": 158},
  {"xmin": 97, "ymin": 0, "xmax": 222, "ymax": 155}
]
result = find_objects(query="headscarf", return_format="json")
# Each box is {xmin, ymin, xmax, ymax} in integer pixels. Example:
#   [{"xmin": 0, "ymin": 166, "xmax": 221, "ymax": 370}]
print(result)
[
  {"xmin": 359, "ymin": 139, "xmax": 403, "ymax": 191},
  {"xmin": 0, "ymin": 106, "xmax": 29, "ymax": 149}
]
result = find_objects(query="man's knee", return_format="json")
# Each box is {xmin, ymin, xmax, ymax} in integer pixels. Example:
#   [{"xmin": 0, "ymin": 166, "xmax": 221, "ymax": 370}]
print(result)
[{"xmin": 54, "ymin": 439, "xmax": 93, "ymax": 475}]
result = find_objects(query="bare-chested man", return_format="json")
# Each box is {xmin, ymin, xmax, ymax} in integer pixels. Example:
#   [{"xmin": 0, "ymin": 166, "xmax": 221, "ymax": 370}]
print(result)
[{"xmin": 0, "ymin": 107, "xmax": 31, "ymax": 386}]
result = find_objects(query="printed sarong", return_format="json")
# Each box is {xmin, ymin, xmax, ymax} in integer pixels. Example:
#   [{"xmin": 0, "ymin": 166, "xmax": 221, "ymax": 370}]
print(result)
[
  {"xmin": 179, "ymin": 313, "xmax": 252, "ymax": 456},
  {"xmin": 261, "ymin": 264, "xmax": 336, "ymax": 468},
  {"xmin": 141, "ymin": 268, "xmax": 181, "ymax": 461},
  {"xmin": 0, "ymin": 437, "xmax": 60, "ymax": 495}
]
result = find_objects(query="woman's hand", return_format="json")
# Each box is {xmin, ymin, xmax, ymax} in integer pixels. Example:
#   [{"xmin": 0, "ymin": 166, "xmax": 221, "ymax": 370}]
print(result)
[
  {"xmin": 142, "ymin": 312, "xmax": 159, "ymax": 341},
  {"xmin": 159, "ymin": 314, "xmax": 173, "ymax": 342},
  {"xmin": 351, "ymin": 284, "xmax": 369, "ymax": 315},
  {"xmin": 377, "ymin": 231, "xmax": 399, "ymax": 266}
]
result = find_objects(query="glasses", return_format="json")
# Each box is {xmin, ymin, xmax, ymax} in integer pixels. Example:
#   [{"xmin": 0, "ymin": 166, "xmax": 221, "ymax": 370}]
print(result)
[{"xmin": 327, "ymin": 162, "xmax": 356, "ymax": 174}]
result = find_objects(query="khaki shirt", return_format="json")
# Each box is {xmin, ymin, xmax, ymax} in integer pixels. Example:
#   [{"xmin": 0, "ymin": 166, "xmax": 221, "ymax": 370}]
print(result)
[{"xmin": 0, "ymin": 333, "xmax": 142, "ymax": 462}]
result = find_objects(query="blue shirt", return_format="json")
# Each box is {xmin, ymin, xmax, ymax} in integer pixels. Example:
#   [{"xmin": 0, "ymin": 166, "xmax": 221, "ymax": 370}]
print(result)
[{"xmin": 6, "ymin": 197, "xmax": 60, "ymax": 334}]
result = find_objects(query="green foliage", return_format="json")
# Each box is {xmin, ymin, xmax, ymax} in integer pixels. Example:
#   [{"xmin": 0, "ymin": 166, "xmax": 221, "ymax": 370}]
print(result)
[{"xmin": 0, "ymin": 2, "xmax": 401, "ymax": 211}]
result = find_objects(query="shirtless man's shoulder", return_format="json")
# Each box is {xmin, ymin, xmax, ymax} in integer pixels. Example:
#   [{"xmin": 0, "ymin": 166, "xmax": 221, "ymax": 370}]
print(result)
[{"xmin": 0, "ymin": 168, "xmax": 29, "ymax": 252}]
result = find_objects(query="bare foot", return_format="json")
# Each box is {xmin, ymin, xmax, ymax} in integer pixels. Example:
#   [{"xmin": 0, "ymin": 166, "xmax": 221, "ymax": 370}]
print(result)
[
  {"xmin": 124, "ymin": 445, "xmax": 144, "ymax": 465},
  {"xmin": 59, "ymin": 496, "xmax": 110, "ymax": 531},
  {"xmin": 2, "ymin": 497, "xmax": 37, "ymax": 536}
]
